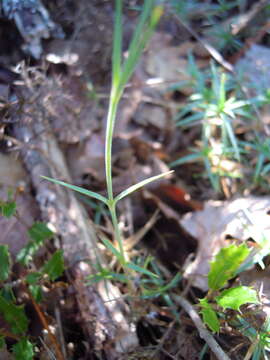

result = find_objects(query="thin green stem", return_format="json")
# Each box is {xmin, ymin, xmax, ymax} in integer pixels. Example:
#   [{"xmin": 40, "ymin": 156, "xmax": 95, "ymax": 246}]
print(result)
[
  {"xmin": 109, "ymin": 203, "xmax": 125, "ymax": 262},
  {"xmin": 105, "ymin": 93, "xmax": 120, "ymax": 203}
]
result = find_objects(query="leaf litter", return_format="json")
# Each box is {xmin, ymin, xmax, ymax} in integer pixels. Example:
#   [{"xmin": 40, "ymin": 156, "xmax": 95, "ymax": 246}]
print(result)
[{"xmin": 0, "ymin": 1, "xmax": 270, "ymax": 359}]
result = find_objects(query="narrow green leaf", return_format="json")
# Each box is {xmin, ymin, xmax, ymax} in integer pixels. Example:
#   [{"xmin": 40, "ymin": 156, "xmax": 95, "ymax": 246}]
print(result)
[
  {"xmin": 170, "ymin": 153, "xmax": 202, "ymax": 167},
  {"xmin": 222, "ymin": 114, "xmax": 240, "ymax": 161},
  {"xmin": 218, "ymin": 73, "xmax": 226, "ymax": 110},
  {"xmin": 17, "ymin": 222, "xmax": 54, "ymax": 265},
  {"xmin": 208, "ymin": 244, "xmax": 250, "ymax": 291},
  {"xmin": 112, "ymin": 0, "xmax": 122, "ymax": 86},
  {"xmin": 261, "ymin": 162, "xmax": 270, "ymax": 176},
  {"xmin": 203, "ymin": 157, "xmax": 220, "ymax": 192},
  {"xmin": 0, "ymin": 201, "xmax": 16, "ymax": 218},
  {"xmin": 0, "ymin": 245, "xmax": 10, "ymax": 282},
  {"xmin": 254, "ymin": 153, "xmax": 264, "ymax": 181},
  {"xmin": 176, "ymin": 112, "xmax": 204, "ymax": 127},
  {"xmin": 120, "ymin": 1, "xmax": 161, "ymax": 88},
  {"xmin": 42, "ymin": 250, "xmax": 64, "ymax": 281},
  {"xmin": 126, "ymin": 262, "xmax": 159, "ymax": 278},
  {"xmin": 142, "ymin": 272, "xmax": 181, "ymax": 298},
  {"xmin": 87, "ymin": 270, "xmax": 128, "ymax": 284},
  {"xmin": 0, "ymin": 295, "xmax": 28, "ymax": 334},
  {"xmin": 41, "ymin": 176, "xmax": 108, "ymax": 205},
  {"xmin": 101, "ymin": 237, "xmax": 124, "ymax": 263},
  {"xmin": 114, "ymin": 170, "xmax": 173, "ymax": 203},
  {"xmin": 12, "ymin": 338, "xmax": 34, "ymax": 360},
  {"xmin": 216, "ymin": 286, "xmax": 259, "ymax": 311},
  {"xmin": 199, "ymin": 298, "xmax": 220, "ymax": 333}
]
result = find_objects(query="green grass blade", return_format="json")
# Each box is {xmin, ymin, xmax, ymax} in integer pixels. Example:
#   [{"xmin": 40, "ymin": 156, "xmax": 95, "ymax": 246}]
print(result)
[
  {"xmin": 170, "ymin": 153, "xmax": 202, "ymax": 167},
  {"xmin": 114, "ymin": 170, "xmax": 173, "ymax": 204},
  {"xmin": 41, "ymin": 176, "xmax": 108, "ymax": 205},
  {"xmin": 120, "ymin": 3, "xmax": 162, "ymax": 88},
  {"xmin": 222, "ymin": 114, "xmax": 240, "ymax": 161},
  {"xmin": 218, "ymin": 73, "xmax": 226, "ymax": 110},
  {"xmin": 126, "ymin": 0, "xmax": 154, "ymax": 57},
  {"xmin": 253, "ymin": 153, "xmax": 264, "ymax": 181},
  {"xmin": 101, "ymin": 237, "xmax": 124, "ymax": 263},
  {"xmin": 176, "ymin": 112, "xmax": 204, "ymax": 127},
  {"xmin": 261, "ymin": 162, "xmax": 270, "ymax": 176},
  {"xmin": 112, "ymin": 0, "xmax": 123, "ymax": 87},
  {"xmin": 204, "ymin": 157, "xmax": 219, "ymax": 191},
  {"xmin": 126, "ymin": 261, "xmax": 159, "ymax": 278}
]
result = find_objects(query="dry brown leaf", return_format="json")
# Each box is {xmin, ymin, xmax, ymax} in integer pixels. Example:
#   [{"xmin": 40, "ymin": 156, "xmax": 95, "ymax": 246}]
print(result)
[{"xmin": 181, "ymin": 196, "xmax": 270, "ymax": 291}]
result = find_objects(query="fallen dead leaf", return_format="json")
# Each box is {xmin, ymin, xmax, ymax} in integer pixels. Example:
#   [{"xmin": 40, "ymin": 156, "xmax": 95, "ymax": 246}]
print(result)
[{"xmin": 181, "ymin": 196, "xmax": 270, "ymax": 291}]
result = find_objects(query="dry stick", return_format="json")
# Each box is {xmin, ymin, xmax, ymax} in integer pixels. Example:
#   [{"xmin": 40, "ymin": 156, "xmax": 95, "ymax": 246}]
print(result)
[
  {"xmin": 231, "ymin": 0, "xmax": 269, "ymax": 36},
  {"xmin": 169, "ymin": 11, "xmax": 234, "ymax": 73},
  {"xmin": 27, "ymin": 290, "xmax": 64, "ymax": 360},
  {"xmin": 173, "ymin": 294, "xmax": 231, "ymax": 360},
  {"xmin": 54, "ymin": 306, "xmax": 68, "ymax": 360},
  {"xmin": 150, "ymin": 320, "xmax": 176, "ymax": 359}
]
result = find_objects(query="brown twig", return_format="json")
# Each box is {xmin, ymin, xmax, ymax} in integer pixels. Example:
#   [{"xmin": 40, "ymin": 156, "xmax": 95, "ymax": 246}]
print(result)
[
  {"xmin": 172, "ymin": 294, "xmax": 231, "ymax": 360},
  {"xmin": 231, "ymin": 0, "xmax": 269, "ymax": 36},
  {"xmin": 169, "ymin": 10, "xmax": 234, "ymax": 73},
  {"xmin": 27, "ymin": 290, "xmax": 64, "ymax": 360},
  {"xmin": 0, "ymin": 329, "xmax": 20, "ymax": 341}
]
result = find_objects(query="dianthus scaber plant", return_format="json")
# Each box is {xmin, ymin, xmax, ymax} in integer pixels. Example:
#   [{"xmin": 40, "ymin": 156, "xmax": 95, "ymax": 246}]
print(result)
[{"xmin": 42, "ymin": 1, "xmax": 171, "ymax": 280}]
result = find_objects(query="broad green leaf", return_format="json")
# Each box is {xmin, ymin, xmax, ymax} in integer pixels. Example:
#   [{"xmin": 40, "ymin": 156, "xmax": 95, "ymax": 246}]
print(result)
[
  {"xmin": 28, "ymin": 222, "xmax": 53, "ymax": 243},
  {"xmin": 0, "ymin": 201, "xmax": 16, "ymax": 217},
  {"xmin": 0, "ymin": 245, "xmax": 10, "ymax": 281},
  {"xmin": 199, "ymin": 298, "xmax": 220, "ymax": 333},
  {"xmin": 17, "ymin": 222, "xmax": 54, "ymax": 265},
  {"xmin": 0, "ymin": 336, "xmax": 5, "ymax": 348},
  {"xmin": 25, "ymin": 272, "xmax": 42, "ymax": 285},
  {"xmin": 114, "ymin": 171, "xmax": 173, "ymax": 203},
  {"xmin": 12, "ymin": 338, "xmax": 34, "ymax": 360},
  {"xmin": 126, "ymin": 262, "xmax": 159, "ymax": 278},
  {"xmin": 29, "ymin": 285, "xmax": 42, "ymax": 303},
  {"xmin": 42, "ymin": 250, "xmax": 64, "ymax": 281},
  {"xmin": 216, "ymin": 286, "xmax": 259, "ymax": 311},
  {"xmin": 41, "ymin": 176, "xmax": 108, "ymax": 205},
  {"xmin": 0, "ymin": 295, "xmax": 28, "ymax": 334},
  {"xmin": 208, "ymin": 244, "xmax": 250, "ymax": 291}
]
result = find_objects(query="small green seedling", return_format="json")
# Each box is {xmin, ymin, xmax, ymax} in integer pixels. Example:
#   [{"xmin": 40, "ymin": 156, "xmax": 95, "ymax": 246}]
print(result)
[
  {"xmin": 199, "ymin": 242, "xmax": 264, "ymax": 359},
  {"xmin": 0, "ymin": 196, "xmax": 65, "ymax": 360},
  {"xmin": 171, "ymin": 58, "xmax": 255, "ymax": 191}
]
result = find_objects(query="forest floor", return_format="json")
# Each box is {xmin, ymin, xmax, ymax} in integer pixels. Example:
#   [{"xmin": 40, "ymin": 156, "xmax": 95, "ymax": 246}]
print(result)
[{"xmin": 1, "ymin": 0, "xmax": 270, "ymax": 359}]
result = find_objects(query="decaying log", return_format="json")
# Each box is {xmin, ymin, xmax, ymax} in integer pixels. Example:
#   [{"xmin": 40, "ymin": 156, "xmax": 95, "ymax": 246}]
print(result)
[
  {"xmin": 1, "ymin": 0, "xmax": 64, "ymax": 58},
  {"xmin": 11, "ymin": 77, "xmax": 138, "ymax": 358}
]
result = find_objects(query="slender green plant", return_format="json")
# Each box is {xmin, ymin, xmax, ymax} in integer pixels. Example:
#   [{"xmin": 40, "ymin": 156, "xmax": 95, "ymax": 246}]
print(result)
[
  {"xmin": 42, "ymin": 1, "xmax": 171, "ymax": 280},
  {"xmin": 198, "ymin": 241, "xmax": 270, "ymax": 359},
  {"xmin": 170, "ymin": 59, "xmax": 253, "ymax": 191}
]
